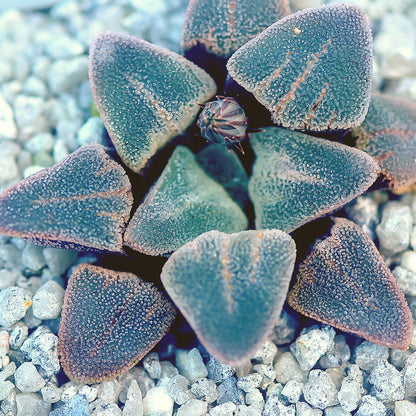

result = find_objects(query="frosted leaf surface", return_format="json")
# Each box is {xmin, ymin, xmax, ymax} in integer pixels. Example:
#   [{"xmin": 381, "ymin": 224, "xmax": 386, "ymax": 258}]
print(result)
[
  {"xmin": 249, "ymin": 127, "xmax": 380, "ymax": 232},
  {"xmin": 0, "ymin": 144, "xmax": 133, "ymax": 253},
  {"xmin": 124, "ymin": 146, "xmax": 248, "ymax": 256},
  {"xmin": 89, "ymin": 32, "xmax": 217, "ymax": 173},
  {"xmin": 161, "ymin": 229, "xmax": 296, "ymax": 365},
  {"xmin": 58, "ymin": 264, "xmax": 176, "ymax": 383},
  {"xmin": 227, "ymin": 4, "xmax": 373, "ymax": 131},
  {"xmin": 288, "ymin": 218, "xmax": 413, "ymax": 350}
]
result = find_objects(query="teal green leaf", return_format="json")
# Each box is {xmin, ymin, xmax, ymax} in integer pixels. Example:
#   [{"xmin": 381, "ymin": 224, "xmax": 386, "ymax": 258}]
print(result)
[
  {"xmin": 124, "ymin": 146, "xmax": 248, "ymax": 256},
  {"xmin": 182, "ymin": 0, "xmax": 290, "ymax": 58},
  {"xmin": 89, "ymin": 32, "xmax": 217, "ymax": 173},
  {"xmin": 196, "ymin": 145, "xmax": 249, "ymax": 208},
  {"xmin": 161, "ymin": 229, "xmax": 296, "ymax": 365},
  {"xmin": 249, "ymin": 127, "xmax": 380, "ymax": 232},
  {"xmin": 288, "ymin": 218, "xmax": 413, "ymax": 350},
  {"xmin": 227, "ymin": 4, "xmax": 373, "ymax": 131},
  {"xmin": 58, "ymin": 264, "xmax": 176, "ymax": 383},
  {"xmin": 0, "ymin": 144, "xmax": 133, "ymax": 253},
  {"xmin": 352, "ymin": 93, "xmax": 416, "ymax": 189}
]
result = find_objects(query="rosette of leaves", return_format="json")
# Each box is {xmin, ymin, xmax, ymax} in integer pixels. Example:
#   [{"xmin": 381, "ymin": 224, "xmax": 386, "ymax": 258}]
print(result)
[{"xmin": 0, "ymin": 0, "xmax": 414, "ymax": 382}]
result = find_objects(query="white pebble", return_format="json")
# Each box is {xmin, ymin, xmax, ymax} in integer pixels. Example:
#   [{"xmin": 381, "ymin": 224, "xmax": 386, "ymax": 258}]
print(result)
[
  {"xmin": 0, "ymin": 92, "xmax": 17, "ymax": 140},
  {"xmin": 175, "ymin": 348, "xmax": 208, "ymax": 383},
  {"xmin": 14, "ymin": 361, "xmax": 46, "ymax": 393},
  {"xmin": 143, "ymin": 385, "xmax": 173, "ymax": 416},
  {"xmin": 32, "ymin": 280, "xmax": 65, "ymax": 320},
  {"xmin": 0, "ymin": 286, "xmax": 32, "ymax": 327},
  {"xmin": 122, "ymin": 380, "xmax": 143, "ymax": 416},
  {"xmin": 395, "ymin": 399, "xmax": 416, "ymax": 416}
]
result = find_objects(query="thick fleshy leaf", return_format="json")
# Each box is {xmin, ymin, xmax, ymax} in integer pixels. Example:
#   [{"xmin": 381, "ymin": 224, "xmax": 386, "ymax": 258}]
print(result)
[
  {"xmin": 0, "ymin": 144, "xmax": 133, "ymax": 253},
  {"xmin": 352, "ymin": 94, "xmax": 416, "ymax": 189},
  {"xmin": 89, "ymin": 32, "xmax": 217, "ymax": 173},
  {"xmin": 227, "ymin": 4, "xmax": 373, "ymax": 131},
  {"xmin": 196, "ymin": 145, "xmax": 249, "ymax": 208},
  {"xmin": 287, "ymin": 218, "xmax": 413, "ymax": 350},
  {"xmin": 58, "ymin": 264, "xmax": 176, "ymax": 383},
  {"xmin": 161, "ymin": 229, "xmax": 296, "ymax": 365},
  {"xmin": 182, "ymin": 0, "xmax": 290, "ymax": 58},
  {"xmin": 124, "ymin": 146, "xmax": 248, "ymax": 256},
  {"xmin": 249, "ymin": 127, "xmax": 380, "ymax": 232}
]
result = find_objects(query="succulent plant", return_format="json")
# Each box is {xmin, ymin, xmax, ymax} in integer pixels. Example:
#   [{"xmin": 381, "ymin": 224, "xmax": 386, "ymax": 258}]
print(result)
[{"xmin": 1, "ymin": 0, "xmax": 416, "ymax": 383}]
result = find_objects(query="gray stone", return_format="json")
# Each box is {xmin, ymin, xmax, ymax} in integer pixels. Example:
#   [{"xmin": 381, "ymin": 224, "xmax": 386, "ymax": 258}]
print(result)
[
  {"xmin": 119, "ymin": 367, "xmax": 155, "ymax": 402},
  {"xmin": 236, "ymin": 403, "xmax": 263, "ymax": 416},
  {"xmin": 251, "ymin": 340, "xmax": 278, "ymax": 365},
  {"xmin": 175, "ymin": 348, "xmax": 208, "ymax": 383},
  {"xmin": 0, "ymin": 361, "xmax": 16, "ymax": 382},
  {"xmin": 236, "ymin": 373, "xmax": 262, "ymax": 393},
  {"xmin": 319, "ymin": 335, "xmax": 351, "ymax": 369},
  {"xmin": 395, "ymin": 399, "xmax": 416, "ymax": 416},
  {"xmin": 50, "ymin": 393, "xmax": 89, "ymax": 416},
  {"xmin": 0, "ymin": 269, "xmax": 21, "ymax": 290},
  {"xmin": 344, "ymin": 195, "xmax": 379, "ymax": 240},
  {"xmin": 97, "ymin": 379, "xmax": 122, "ymax": 403},
  {"xmin": 369, "ymin": 360, "xmax": 405, "ymax": 402},
  {"xmin": 143, "ymin": 352, "xmax": 162, "ymax": 380},
  {"xmin": 392, "ymin": 266, "xmax": 416, "ymax": 296},
  {"xmin": 9, "ymin": 322, "xmax": 28, "ymax": 349},
  {"xmin": 376, "ymin": 202, "xmax": 412, "ymax": 256},
  {"xmin": 21, "ymin": 243, "xmax": 46, "ymax": 272},
  {"xmin": 23, "ymin": 306, "xmax": 42, "ymax": 329},
  {"xmin": 270, "ymin": 309, "xmax": 300, "ymax": 345},
  {"xmin": 42, "ymin": 247, "xmax": 77, "ymax": 276},
  {"xmin": 403, "ymin": 351, "xmax": 416, "ymax": 397},
  {"xmin": 77, "ymin": 116, "xmax": 105, "ymax": 146},
  {"xmin": 190, "ymin": 377, "xmax": 217, "ymax": 404},
  {"xmin": 78, "ymin": 385, "xmax": 98, "ymax": 403},
  {"xmin": 389, "ymin": 348, "xmax": 412, "ymax": 369},
  {"xmin": 53, "ymin": 138, "xmax": 69, "ymax": 162},
  {"xmin": 13, "ymin": 94, "xmax": 48, "ymax": 134},
  {"xmin": 209, "ymin": 401, "xmax": 236, "ymax": 416},
  {"xmin": 0, "ymin": 92, "xmax": 17, "ymax": 140},
  {"xmin": 244, "ymin": 388, "xmax": 263, "ymax": 406},
  {"xmin": 252, "ymin": 363, "xmax": 275, "ymax": 390},
  {"xmin": 296, "ymin": 401, "xmax": 323, "ymax": 416},
  {"xmin": 274, "ymin": 351, "xmax": 308, "ymax": 384},
  {"xmin": 265, "ymin": 382, "xmax": 283, "ymax": 399},
  {"xmin": 89, "ymin": 398, "xmax": 122, "ymax": 415},
  {"xmin": 15, "ymin": 392, "xmax": 51, "ymax": 416},
  {"xmin": 20, "ymin": 326, "xmax": 60, "ymax": 376},
  {"xmin": 324, "ymin": 406, "xmax": 351, "ymax": 416},
  {"xmin": 303, "ymin": 370, "xmax": 339, "ymax": 410},
  {"xmin": 142, "ymin": 386, "xmax": 173, "ymax": 416},
  {"xmin": 0, "ymin": 380, "xmax": 14, "ymax": 401},
  {"xmin": 0, "ymin": 243, "xmax": 21, "ymax": 268},
  {"xmin": 263, "ymin": 396, "xmax": 295, "ymax": 416},
  {"xmin": 355, "ymin": 395, "xmax": 386, "ymax": 416},
  {"xmin": 206, "ymin": 356, "xmax": 235, "ymax": 383},
  {"xmin": 167, "ymin": 374, "xmax": 194, "ymax": 405},
  {"xmin": 60, "ymin": 381, "xmax": 81, "ymax": 403},
  {"xmin": 281, "ymin": 380, "xmax": 303, "ymax": 404},
  {"xmin": 0, "ymin": 286, "xmax": 32, "ymax": 327},
  {"xmin": 177, "ymin": 398, "xmax": 207, "ymax": 416},
  {"xmin": 41, "ymin": 381, "xmax": 61, "ymax": 403},
  {"xmin": 337, "ymin": 374, "xmax": 362, "ymax": 413},
  {"xmin": 14, "ymin": 361, "xmax": 45, "ymax": 393},
  {"xmin": 32, "ymin": 280, "xmax": 65, "ymax": 320},
  {"xmin": 353, "ymin": 341, "xmax": 389, "ymax": 372},
  {"xmin": 122, "ymin": 380, "xmax": 143, "ymax": 416},
  {"xmin": 217, "ymin": 377, "xmax": 242, "ymax": 405},
  {"xmin": 290, "ymin": 326, "xmax": 336, "ymax": 371},
  {"xmin": 25, "ymin": 133, "xmax": 54, "ymax": 154},
  {"xmin": 22, "ymin": 76, "xmax": 48, "ymax": 98},
  {"xmin": 45, "ymin": 36, "xmax": 85, "ymax": 59}
]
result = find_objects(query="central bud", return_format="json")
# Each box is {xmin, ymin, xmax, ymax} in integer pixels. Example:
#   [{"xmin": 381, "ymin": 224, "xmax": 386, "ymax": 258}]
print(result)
[{"xmin": 197, "ymin": 96, "xmax": 248, "ymax": 152}]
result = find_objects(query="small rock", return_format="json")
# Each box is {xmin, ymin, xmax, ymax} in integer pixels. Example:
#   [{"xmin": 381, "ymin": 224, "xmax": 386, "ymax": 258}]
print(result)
[
  {"xmin": 143, "ymin": 352, "xmax": 162, "ymax": 380},
  {"xmin": 245, "ymin": 388, "xmax": 263, "ymax": 406},
  {"xmin": 0, "ymin": 155, "xmax": 18, "ymax": 184},
  {"xmin": 263, "ymin": 396, "xmax": 295, "ymax": 416},
  {"xmin": 177, "ymin": 398, "xmax": 207, "ymax": 416},
  {"xmin": 0, "ymin": 269, "xmax": 20, "ymax": 290},
  {"xmin": 337, "ymin": 372, "xmax": 362, "ymax": 413},
  {"xmin": 167, "ymin": 375, "xmax": 194, "ymax": 405},
  {"xmin": 319, "ymin": 335, "xmax": 351, "ymax": 369},
  {"xmin": 354, "ymin": 395, "xmax": 386, "ymax": 416},
  {"xmin": 9, "ymin": 322, "xmax": 28, "ymax": 349},
  {"xmin": 209, "ymin": 401, "xmax": 237, "ymax": 416},
  {"xmin": 0, "ymin": 286, "xmax": 32, "ymax": 327},
  {"xmin": 15, "ymin": 392, "xmax": 51, "ymax": 416},
  {"xmin": 269, "ymin": 308, "xmax": 299, "ymax": 345},
  {"xmin": 0, "ymin": 361, "xmax": 15, "ymax": 382},
  {"xmin": 236, "ymin": 373, "xmax": 262, "ymax": 393},
  {"xmin": 217, "ymin": 377, "xmax": 242, "ymax": 405},
  {"xmin": 403, "ymin": 351, "xmax": 416, "ymax": 397},
  {"xmin": 89, "ymin": 399, "xmax": 122, "ymax": 415},
  {"xmin": 251, "ymin": 340, "xmax": 278, "ymax": 365},
  {"xmin": 393, "ymin": 266, "xmax": 416, "ymax": 296},
  {"xmin": 22, "ymin": 75, "xmax": 48, "ymax": 98},
  {"xmin": 60, "ymin": 381, "xmax": 80, "ymax": 403},
  {"xmin": 376, "ymin": 202, "xmax": 412, "ymax": 256},
  {"xmin": 353, "ymin": 341, "xmax": 389, "ymax": 372},
  {"xmin": 0, "ymin": 380, "xmax": 14, "ymax": 401},
  {"xmin": 119, "ymin": 367, "xmax": 155, "ymax": 402},
  {"xmin": 274, "ymin": 351, "xmax": 308, "ymax": 384},
  {"xmin": 78, "ymin": 385, "xmax": 98, "ymax": 403},
  {"xmin": 206, "ymin": 356, "xmax": 235, "ymax": 383},
  {"xmin": 45, "ymin": 36, "xmax": 85, "ymax": 59},
  {"xmin": 344, "ymin": 195, "xmax": 379, "ymax": 240},
  {"xmin": 296, "ymin": 401, "xmax": 323, "ymax": 416},
  {"xmin": 77, "ymin": 116, "xmax": 104, "ymax": 146},
  {"xmin": 42, "ymin": 247, "xmax": 77, "ymax": 276},
  {"xmin": 281, "ymin": 380, "xmax": 304, "ymax": 404},
  {"xmin": 21, "ymin": 243, "xmax": 46, "ymax": 272},
  {"xmin": 50, "ymin": 393, "xmax": 89, "ymax": 416},
  {"xmin": 13, "ymin": 94, "xmax": 47, "ymax": 134},
  {"xmin": 190, "ymin": 377, "xmax": 217, "ymax": 404},
  {"xmin": 175, "ymin": 348, "xmax": 208, "ymax": 383},
  {"xmin": 395, "ymin": 399, "xmax": 416, "ymax": 416},
  {"xmin": 32, "ymin": 280, "xmax": 65, "ymax": 320},
  {"xmin": 303, "ymin": 370, "xmax": 339, "ymax": 410},
  {"xmin": 369, "ymin": 360, "xmax": 405, "ymax": 402},
  {"xmin": 122, "ymin": 380, "xmax": 143, "ymax": 416},
  {"xmin": 158, "ymin": 361, "xmax": 179, "ymax": 386},
  {"xmin": 41, "ymin": 381, "xmax": 61, "ymax": 403},
  {"xmin": 324, "ymin": 405, "xmax": 351, "ymax": 416},
  {"xmin": 290, "ymin": 326, "xmax": 336, "ymax": 371},
  {"xmin": 389, "ymin": 348, "xmax": 412, "ymax": 369},
  {"xmin": 252, "ymin": 363, "xmax": 275, "ymax": 390},
  {"xmin": 14, "ymin": 361, "xmax": 45, "ymax": 393},
  {"xmin": 142, "ymin": 385, "xmax": 173, "ymax": 416},
  {"xmin": 0, "ymin": 92, "xmax": 17, "ymax": 140},
  {"xmin": 97, "ymin": 379, "xmax": 122, "ymax": 403}
]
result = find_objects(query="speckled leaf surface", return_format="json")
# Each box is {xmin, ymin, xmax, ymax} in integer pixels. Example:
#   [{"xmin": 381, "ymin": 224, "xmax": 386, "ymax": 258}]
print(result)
[
  {"xmin": 182, "ymin": 0, "xmax": 290, "ymax": 58},
  {"xmin": 124, "ymin": 146, "xmax": 248, "ymax": 256},
  {"xmin": 89, "ymin": 32, "xmax": 217, "ymax": 173},
  {"xmin": 196, "ymin": 145, "xmax": 249, "ymax": 208},
  {"xmin": 161, "ymin": 229, "xmax": 296, "ymax": 365},
  {"xmin": 249, "ymin": 127, "xmax": 380, "ymax": 232},
  {"xmin": 351, "ymin": 94, "xmax": 416, "ymax": 189},
  {"xmin": 226, "ymin": 4, "xmax": 373, "ymax": 131},
  {"xmin": 287, "ymin": 218, "xmax": 413, "ymax": 350},
  {"xmin": 0, "ymin": 144, "xmax": 133, "ymax": 253},
  {"xmin": 58, "ymin": 264, "xmax": 176, "ymax": 383}
]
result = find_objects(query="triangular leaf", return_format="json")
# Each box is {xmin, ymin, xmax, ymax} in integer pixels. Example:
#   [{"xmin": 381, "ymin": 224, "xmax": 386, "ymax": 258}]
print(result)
[
  {"xmin": 249, "ymin": 127, "xmax": 380, "ymax": 232},
  {"xmin": 161, "ymin": 229, "xmax": 296, "ymax": 365}
]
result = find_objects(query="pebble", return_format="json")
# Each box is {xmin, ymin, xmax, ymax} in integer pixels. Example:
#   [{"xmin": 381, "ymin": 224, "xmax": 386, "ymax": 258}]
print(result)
[
  {"xmin": 303, "ymin": 370, "xmax": 339, "ymax": 410},
  {"xmin": 345, "ymin": 195, "xmax": 379, "ymax": 240},
  {"xmin": 21, "ymin": 243, "xmax": 46, "ymax": 272},
  {"xmin": 281, "ymin": 380, "xmax": 304, "ymax": 404},
  {"xmin": 32, "ymin": 280, "xmax": 65, "ymax": 320},
  {"xmin": 236, "ymin": 373, "xmax": 262, "ymax": 393},
  {"xmin": 296, "ymin": 401, "xmax": 323, "ymax": 416},
  {"xmin": 190, "ymin": 377, "xmax": 218, "ymax": 404},
  {"xmin": 122, "ymin": 380, "xmax": 143, "ymax": 416},
  {"xmin": 274, "ymin": 351, "xmax": 308, "ymax": 384},
  {"xmin": 14, "ymin": 361, "xmax": 45, "ymax": 393},
  {"xmin": 0, "ymin": 286, "xmax": 32, "ymax": 327},
  {"xmin": 89, "ymin": 399, "xmax": 122, "ymax": 415},
  {"xmin": 0, "ymin": 361, "xmax": 16, "ymax": 382},
  {"xmin": 290, "ymin": 325, "xmax": 336, "ymax": 371},
  {"xmin": 216, "ymin": 377, "xmax": 242, "ymax": 405},
  {"xmin": 252, "ymin": 363, "xmax": 275, "ymax": 390},
  {"xmin": 337, "ymin": 373, "xmax": 362, "ymax": 412},
  {"xmin": 42, "ymin": 247, "xmax": 77, "ymax": 276},
  {"xmin": 355, "ymin": 395, "xmax": 386, "ymax": 416},
  {"xmin": 393, "ymin": 266, "xmax": 416, "ymax": 296},
  {"xmin": 177, "ymin": 398, "xmax": 207, "ymax": 416},
  {"xmin": 25, "ymin": 132, "xmax": 54, "ymax": 154},
  {"xmin": 0, "ymin": 92, "xmax": 17, "ymax": 140},
  {"xmin": 158, "ymin": 361, "xmax": 179, "ymax": 386},
  {"xmin": 395, "ymin": 399, "xmax": 416, "ymax": 416},
  {"xmin": 175, "ymin": 348, "xmax": 208, "ymax": 383},
  {"xmin": 49, "ymin": 393, "xmax": 89, "ymax": 416},
  {"xmin": 319, "ymin": 335, "xmax": 351, "ymax": 369},
  {"xmin": 206, "ymin": 356, "xmax": 235, "ymax": 383},
  {"xmin": 45, "ymin": 35, "xmax": 85, "ymax": 60},
  {"xmin": 0, "ymin": 155, "xmax": 19, "ymax": 185},
  {"xmin": 15, "ymin": 392, "xmax": 51, "ymax": 416},
  {"xmin": 97, "ymin": 379, "xmax": 122, "ymax": 404},
  {"xmin": 369, "ymin": 360, "xmax": 405, "ymax": 402},
  {"xmin": 403, "ymin": 351, "xmax": 416, "ymax": 397},
  {"xmin": 0, "ymin": 269, "xmax": 20, "ymax": 290},
  {"xmin": 263, "ymin": 396, "xmax": 295, "ymax": 416},
  {"xmin": 13, "ymin": 94, "xmax": 48, "ymax": 136},
  {"xmin": 389, "ymin": 348, "xmax": 412, "ymax": 369},
  {"xmin": 353, "ymin": 341, "xmax": 389, "ymax": 372},
  {"xmin": 269, "ymin": 308, "xmax": 299, "ymax": 345},
  {"xmin": 376, "ymin": 202, "xmax": 413, "ymax": 256},
  {"xmin": 142, "ymin": 386, "xmax": 173, "ymax": 416},
  {"xmin": 324, "ymin": 405, "xmax": 350, "ymax": 416},
  {"xmin": 78, "ymin": 385, "xmax": 98, "ymax": 403},
  {"xmin": 0, "ymin": 380, "xmax": 14, "ymax": 401},
  {"xmin": 251, "ymin": 340, "xmax": 278, "ymax": 365},
  {"xmin": 41, "ymin": 381, "xmax": 61, "ymax": 403},
  {"xmin": 167, "ymin": 374, "xmax": 194, "ymax": 405},
  {"xmin": 20, "ymin": 325, "xmax": 60, "ymax": 376},
  {"xmin": 143, "ymin": 352, "xmax": 162, "ymax": 380},
  {"xmin": 9, "ymin": 322, "xmax": 28, "ymax": 349},
  {"xmin": 209, "ymin": 401, "xmax": 237, "ymax": 416},
  {"xmin": 76, "ymin": 116, "xmax": 105, "ymax": 146},
  {"xmin": 244, "ymin": 388, "xmax": 263, "ymax": 406},
  {"xmin": 119, "ymin": 367, "xmax": 155, "ymax": 401}
]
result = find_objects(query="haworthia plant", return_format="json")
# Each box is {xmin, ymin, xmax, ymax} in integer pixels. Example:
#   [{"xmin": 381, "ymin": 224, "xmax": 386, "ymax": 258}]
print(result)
[
  {"xmin": 58, "ymin": 264, "xmax": 176, "ymax": 383},
  {"xmin": 351, "ymin": 93, "xmax": 416, "ymax": 189},
  {"xmin": 249, "ymin": 127, "xmax": 380, "ymax": 232},
  {"xmin": 226, "ymin": 4, "xmax": 373, "ymax": 131},
  {"xmin": 89, "ymin": 32, "xmax": 217, "ymax": 173},
  {"xmin": 288, "ymin": 218, "xmax": 413, "ymax": 350},
  {"xmin": 0, "ymin": 144, "xmax": 133, "ymax": 253},
  {"xmin": 124, "ymin": 146, "xmax": 248, "ymax": 256},
  {"xmin": 161, "ymin": 229, "xmax": 296, "ymax": 365},
  {"xmin": 182, "ymin": 0, "xmax": 290, "ymax": 58},
  {"xmin": 196, "ymin": 144, "xmax": 249, "ymax": 208}
]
